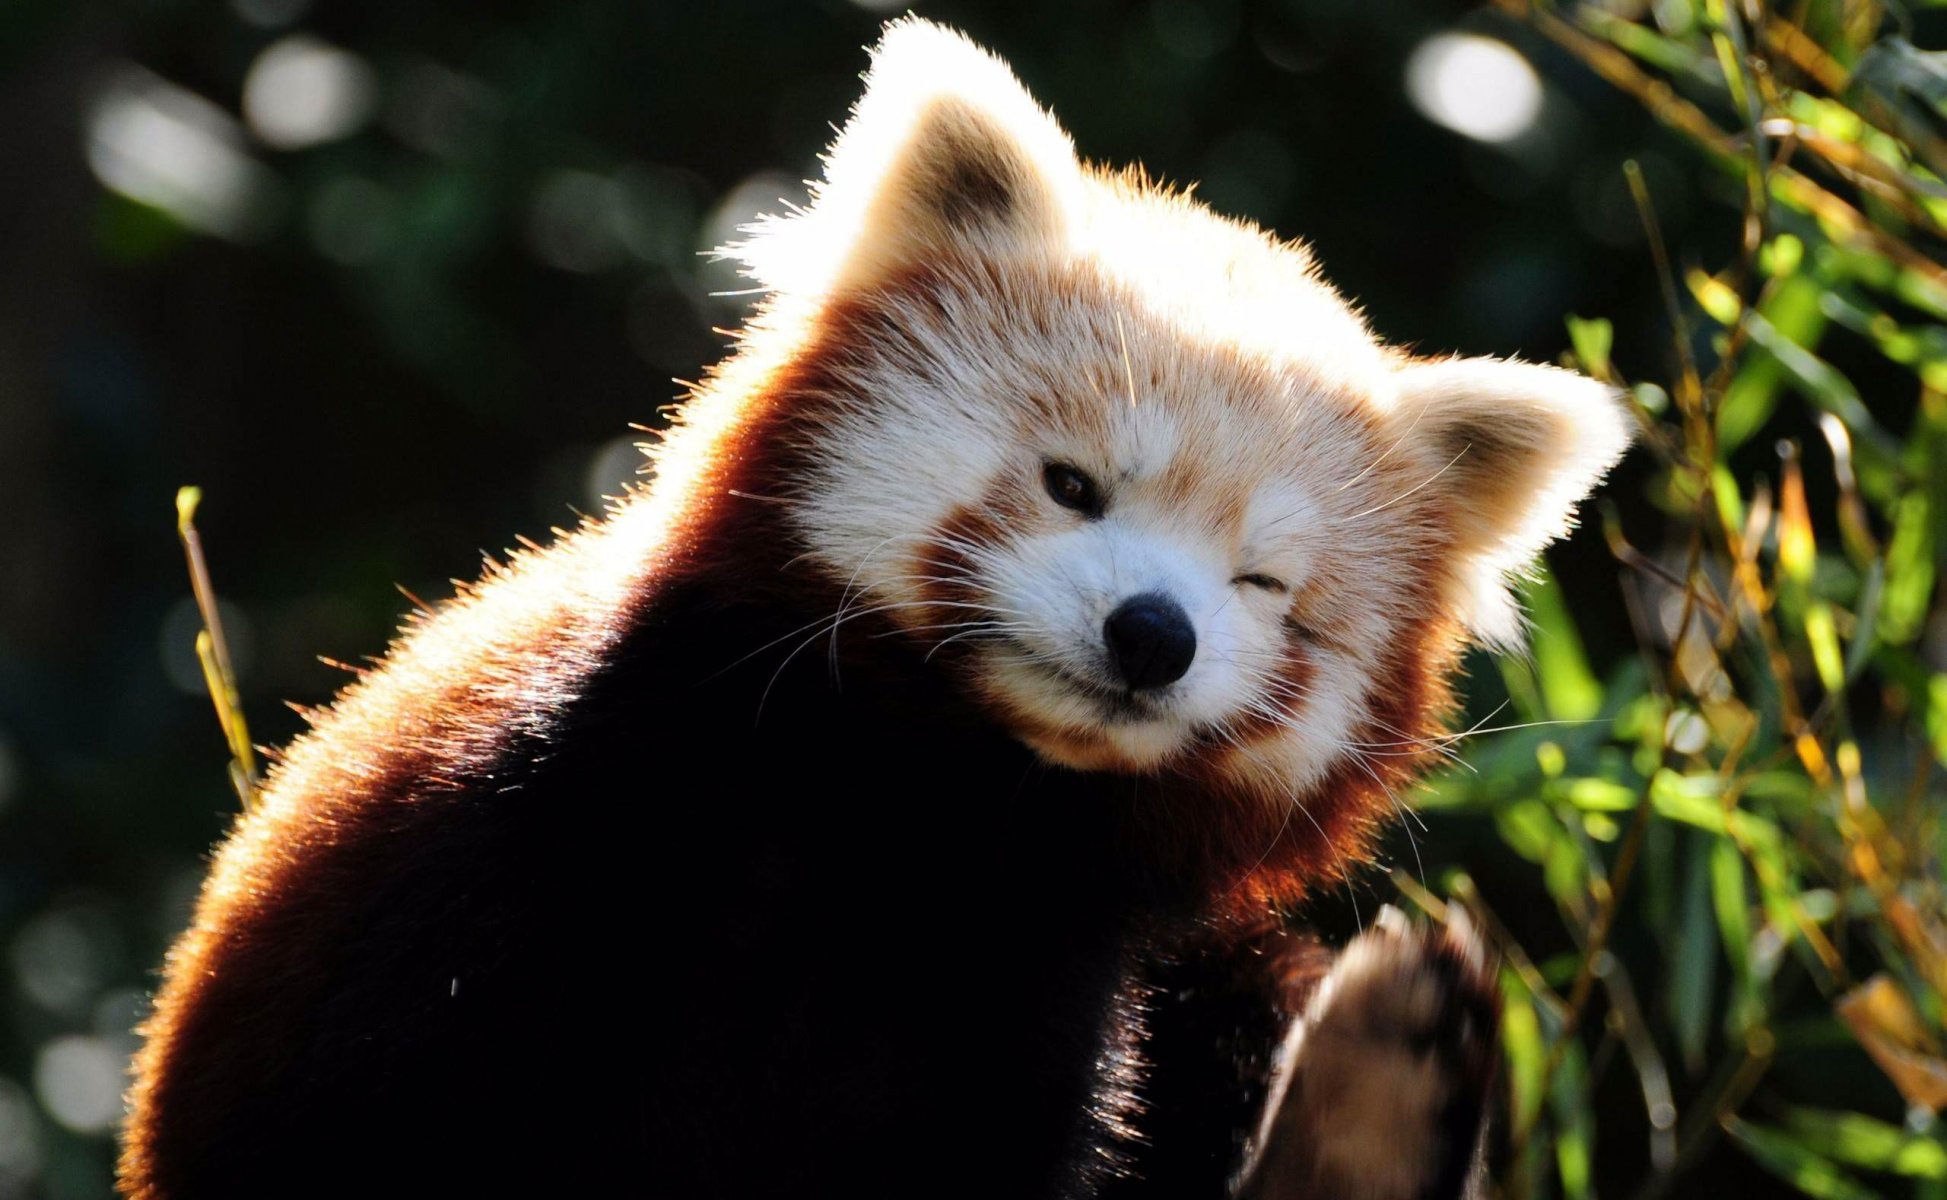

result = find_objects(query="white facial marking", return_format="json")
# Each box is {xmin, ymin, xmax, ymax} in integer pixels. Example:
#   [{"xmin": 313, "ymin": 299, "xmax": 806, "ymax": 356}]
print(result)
[
  {"xmin": 782, "ymin": 258, "xmax": 1428, "ymax": 792},
  {"xmin": 985, "ymin": 519, "xmax": 1245, "ymax": 767}
]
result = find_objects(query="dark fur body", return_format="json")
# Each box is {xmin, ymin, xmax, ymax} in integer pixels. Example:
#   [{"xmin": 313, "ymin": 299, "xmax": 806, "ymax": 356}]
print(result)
[{"xmin": 128, "ymin": 569, "xmax": 1322, "ymax": 1197}]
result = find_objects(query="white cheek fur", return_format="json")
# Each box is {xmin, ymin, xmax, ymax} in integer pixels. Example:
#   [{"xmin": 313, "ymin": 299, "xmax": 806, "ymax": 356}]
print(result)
[
  {"xmin": 794, "ymin": 411, "xmax": 1008, "ymax": 608},
  {"xmin": 978, "ymin": 521, "xmax": 1378, "ymax": 787},
  {"xmin": 989, "ymin": 524, "xmax": 1241, "ymax": 701},
  {"xmin": 792, "ymin": 375, "xmax": 1388, "ymax": 782},
  {"xmin": 1230, "ymin": 648, "xmax": 1366, "ymax": 796}
]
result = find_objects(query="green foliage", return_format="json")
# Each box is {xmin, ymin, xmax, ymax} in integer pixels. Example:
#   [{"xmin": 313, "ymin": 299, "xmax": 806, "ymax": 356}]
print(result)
[{"xmin": 1428, "ymin": 3, "xmax": 1947, "ymax": 1195}]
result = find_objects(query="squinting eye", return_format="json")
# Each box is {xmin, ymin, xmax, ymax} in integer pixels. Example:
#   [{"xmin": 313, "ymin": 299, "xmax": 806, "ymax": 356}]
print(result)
[
  {"xmin": 1233, "ymin": 573, "xmax": 1287, "ymax": 592},
  {"xmin": 1043, "ymin": 462, "xmax": 1103, "ymax": 517}
]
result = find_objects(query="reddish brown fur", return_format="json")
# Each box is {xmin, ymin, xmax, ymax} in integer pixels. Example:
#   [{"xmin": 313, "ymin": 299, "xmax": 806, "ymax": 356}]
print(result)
[
  {"xmin": 120, "ymin": 282, "xmax": 852, "ymax": 1198},
  {"xmin": 124, "ymin": 22, "xmax": 1622, "ymax": 1197}
]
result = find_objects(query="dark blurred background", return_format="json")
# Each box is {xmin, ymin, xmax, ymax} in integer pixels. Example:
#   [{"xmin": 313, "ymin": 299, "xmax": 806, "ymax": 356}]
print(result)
[{"xmin": 0, "ymin": 0, "xmax": 1866, "ymax": 1194}]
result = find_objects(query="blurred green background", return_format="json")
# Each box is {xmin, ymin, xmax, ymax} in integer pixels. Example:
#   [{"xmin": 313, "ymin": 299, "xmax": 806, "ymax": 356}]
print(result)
[{"xmin": 4, "ymin": 0, "xmax": 1946, "ymax": 1196}]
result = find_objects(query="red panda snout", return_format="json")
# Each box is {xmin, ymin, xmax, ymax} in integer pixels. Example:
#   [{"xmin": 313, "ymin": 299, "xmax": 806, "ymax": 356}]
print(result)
[{"xmin": 1102, "ymin": 593, "xmax": 1196, "ymax": 690}]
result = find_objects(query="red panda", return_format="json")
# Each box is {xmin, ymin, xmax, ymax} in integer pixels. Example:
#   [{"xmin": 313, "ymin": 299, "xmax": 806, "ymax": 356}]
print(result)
[{"xmin": 121, "ymin": 20, "xmax": 1628, "ymax": 1200}]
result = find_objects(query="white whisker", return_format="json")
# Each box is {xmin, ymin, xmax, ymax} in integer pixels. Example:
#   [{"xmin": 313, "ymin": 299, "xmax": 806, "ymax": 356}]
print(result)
[{"xmin": 1346, "ymin": 443, "xmax": 1470, "ymax": 520}]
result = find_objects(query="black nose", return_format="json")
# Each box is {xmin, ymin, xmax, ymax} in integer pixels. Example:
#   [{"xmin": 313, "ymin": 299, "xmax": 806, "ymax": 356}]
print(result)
[{"xmin": 1104, "ymin": 593, "xmax": 1197, "ymax": 690}]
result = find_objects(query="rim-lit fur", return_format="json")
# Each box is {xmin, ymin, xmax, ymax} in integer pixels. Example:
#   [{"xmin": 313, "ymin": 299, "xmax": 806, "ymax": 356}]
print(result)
[{"xmin": 723, "ymin": 20, "xmax": 1629, "ymax": 869}]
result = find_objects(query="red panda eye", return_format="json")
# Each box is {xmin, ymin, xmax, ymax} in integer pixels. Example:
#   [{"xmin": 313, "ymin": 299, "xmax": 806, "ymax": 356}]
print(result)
[
  {"xmin": 1043, "ymin": 462, "xmax": 1103, "ymax": 517},
  {"xmin": 1233, "ymin": 573, "xmax": 1287, "ymax": 592}
]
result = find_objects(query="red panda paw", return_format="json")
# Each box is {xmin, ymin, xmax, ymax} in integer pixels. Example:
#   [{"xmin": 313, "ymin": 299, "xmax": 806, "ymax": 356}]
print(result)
[{"xmin": 1234, "ymin": 907, "xmax": 1500, "ymax": 1200}]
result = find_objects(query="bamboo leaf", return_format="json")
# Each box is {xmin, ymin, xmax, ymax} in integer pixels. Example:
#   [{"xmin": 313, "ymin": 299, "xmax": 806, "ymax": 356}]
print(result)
[
  {"xmin": 1727, "ymin": 1118, "xmax": 1882, "ymax": 1200},
  {"xmin": 1744, "ymin": 311, "xmax": 1897, "ymax": 457},
  {"xmin": 1504, "ymin": 973, "xmax": 1547, "ymax": 1136},
  {"xmin": 1566, "ymin": 314, "xmax": 1615, "ymax": 379},
  {"xmin": 1523, "ymin": 570, "xmax": 1605, "ymax": 721},
  {"xmin": 1550, "ymin": 1035, "xmax": 1595, "ymax": 1198},
  {"xmin": 1711, "ymin": 836, "xmax": 1758, "ymax": 1034},
  {"xmin": 1672, "ymin": 830, "xmax": 1718, "ymax": 1071},
  {"xmin": 1785, "ymin": 1107, "xmax": 1947, "ymax": 1178}
]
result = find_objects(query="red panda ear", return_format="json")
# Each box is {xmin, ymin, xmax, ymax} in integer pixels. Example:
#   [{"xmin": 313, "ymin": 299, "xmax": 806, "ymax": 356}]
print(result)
[
  {"xmin": 1387, "ymin": 357, "xmax": 1632, "ymax": 645},
  {"xmin": 731, "ymin": 19, "xmax": 1084, "ymax": 296}
]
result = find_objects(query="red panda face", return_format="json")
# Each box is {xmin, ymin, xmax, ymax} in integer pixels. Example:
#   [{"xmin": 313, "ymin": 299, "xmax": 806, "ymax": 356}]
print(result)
[
  {"xmin": 719, "ymin": 21, "xmax": 1629, "ymax": 801},
  {"xmin": 955, "ymin": 351, "xmax": 1399, "ymax": 781},
  {"xmin": 780, "ymin": 259, "xmax": 1433, "ymax": 789}
]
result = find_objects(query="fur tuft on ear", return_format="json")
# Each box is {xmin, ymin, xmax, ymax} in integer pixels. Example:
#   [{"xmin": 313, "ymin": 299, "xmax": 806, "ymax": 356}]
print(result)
[
  {"xmin": 1387, "ymin": 357, "xmax": 1632, "ymax": 646},
  {"xmin": 727, "ymin": 19, "xmax": 1083, "ymax": 297}
]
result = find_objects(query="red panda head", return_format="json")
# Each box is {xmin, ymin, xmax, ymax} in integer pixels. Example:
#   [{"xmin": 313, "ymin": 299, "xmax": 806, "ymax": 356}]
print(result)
[{"xmin": 714, "ymin": 22, "xmax": 1628, "ymax": 825}]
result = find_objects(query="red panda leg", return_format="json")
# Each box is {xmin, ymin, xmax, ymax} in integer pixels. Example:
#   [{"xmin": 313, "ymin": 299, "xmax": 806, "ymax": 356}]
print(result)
[
  {"xmin": 1092, "ymin": 922, "xmax": 1330, "ymax": 1198},
  {"xmin": 1234, "ymin": 909, "xmax": 1500, "ymax": 1200}
]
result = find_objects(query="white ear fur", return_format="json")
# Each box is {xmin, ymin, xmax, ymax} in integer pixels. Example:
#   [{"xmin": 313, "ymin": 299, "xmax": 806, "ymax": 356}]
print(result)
[
  {"xmin": 1388, "ymin": 357, "xmax": 1632, "ymax": 645},
  {"xmin": 730, "ymin": 19, "xmax": 1084, "ymax": 296}
]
